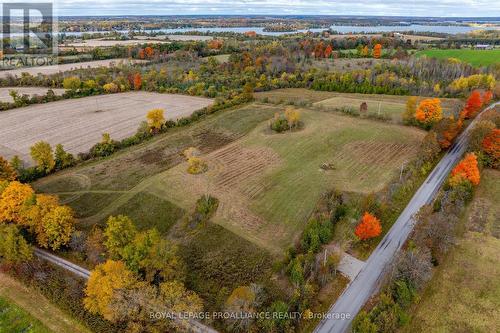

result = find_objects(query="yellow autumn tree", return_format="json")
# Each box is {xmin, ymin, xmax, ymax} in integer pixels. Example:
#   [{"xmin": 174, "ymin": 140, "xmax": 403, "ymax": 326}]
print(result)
[
  {"xmin": 84, "ymin": 260, "xmax": 138, "ymax": 320},
  {"xmin": 0, "ymin": 181, "xmax": 34, "ymax": 224},
  {"xmin": 146, "ymin": 109, "xmax": 165, "ymax": 132},
  {"xmin": 37, "ymin": 206, "xmax": 75, "ymax": 250},
  {"xmin": 284, "ymin": 107, "xmax": 301, "ymax": 129},
  {"xmin": 30, "ymin": 141, "xmax": 55, "ymax": 173}
]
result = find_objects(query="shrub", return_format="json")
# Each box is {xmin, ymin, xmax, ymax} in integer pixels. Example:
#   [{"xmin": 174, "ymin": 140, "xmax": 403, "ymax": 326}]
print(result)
[{"xmin": 187, "ymin": 157, "xmax": 208, "ymax": 174}]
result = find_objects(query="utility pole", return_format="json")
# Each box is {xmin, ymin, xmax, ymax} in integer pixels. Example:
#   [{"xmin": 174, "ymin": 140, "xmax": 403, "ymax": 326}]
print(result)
[{"xmin": 400, "ymin": 161, "xmax": 406, "ymax": 181}]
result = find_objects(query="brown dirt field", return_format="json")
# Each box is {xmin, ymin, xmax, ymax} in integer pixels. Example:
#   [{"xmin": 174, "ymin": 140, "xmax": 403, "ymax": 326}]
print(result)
[
  {"xmin": 0, "ymin": 59, "xmax": 146, "ymax": 78},
  {"xmin": 0, "ymin": 91, "xmax": 213, "ymax": 164},
  {"xmin": 0, "ymin": 87, "xmax": 66, "ymax": 103}
]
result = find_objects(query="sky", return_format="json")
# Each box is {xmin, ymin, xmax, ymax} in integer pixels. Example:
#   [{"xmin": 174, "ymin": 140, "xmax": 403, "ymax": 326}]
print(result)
[{"xmin": 8, "ymin": 0, "xmax": 500, "ymax": 17}]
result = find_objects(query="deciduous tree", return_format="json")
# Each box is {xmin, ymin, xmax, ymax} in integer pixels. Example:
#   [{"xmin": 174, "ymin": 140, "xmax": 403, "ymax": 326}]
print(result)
[
  {"xmin": 0, "ymin": 181, "xmax": 34, "ymax": 224},
  {"xmin": 415, "ymin": 98, "xmax": 443, "ymax": 126},
  {"xmin": 462, "ymin": 90, "xmax": 482, "ymax": 119},
  {"xmin": 146, "ymin": 109, "xmax": 165, "ymax": 132},
  {"xmin": 30, "ymin": 141, "xmax": 55, "ymax": 173},
  {"xmin": 84, "ymin": 260, "xmax": 138, "ymax": 320},
  {"xmin": 450, "ymin": 152, "xmax": 480, "ymax": 186},
  {"xmin": 355, "ymin": 212, "xmax": 382, "ymax": 240},
  {"xmin": 0, "ymin": 156, "xmax": 16, "ymax": 181},
  {"xmin": 373, "ymin": 44, "xmax": 382, "ymax": 59},
  {"xmin": 104, "ymin": 215, "xmax": 137, "ymax": 259},
  {"xmin": 37, "ymin": 206, "xmax": 75, "ymax": 250},
  {"xmin": 482, "ymin": 128, "xmax": 499, "ymax": 168},
  {"xmin": 0, "ymin": 224, "xmax": 33, "ymax": 264}
]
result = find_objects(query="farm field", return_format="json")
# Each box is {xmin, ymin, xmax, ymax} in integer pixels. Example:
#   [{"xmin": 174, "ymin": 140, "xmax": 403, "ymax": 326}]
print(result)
[
  {"xmin": 403, "ymin": 169, "xmax": 500, "ymax": 333},
  {"xmin": 33, "ymin": 102, "xmax": 425, "ymax": 253},
  {"xmin": 0, "ymin": 91, "xmax": 213, "ymax": 163},
  {"xmin": 148, "ymin": 108, "xmax": 425, "ymax": 252},
  {"xmin": 416, "ymin": 48, "xmax": 500, "ymax": 67},
  {"xmin": 0, "ymin": 273, "xmax": 90, "ymax": 333},
  {"xmin": 0, "ymin": 58, "xmax": 146, "ymax": 78},
  {"xmin": 0, "ymin": 87, "xmax": 66, "ymax": 103},
  {"xmin": 256, "ymin": 88, "xmax": 463, "ymax": 122}
]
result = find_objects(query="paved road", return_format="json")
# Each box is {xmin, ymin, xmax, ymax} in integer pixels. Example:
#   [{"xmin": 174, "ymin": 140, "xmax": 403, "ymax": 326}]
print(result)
[
  {"xmin": 34, "ymin": 247, "xmax": 218, "ymax": 333},
  {"xmin": 315, "ymin": 102, "xmax": 499, "ymax": 333}
]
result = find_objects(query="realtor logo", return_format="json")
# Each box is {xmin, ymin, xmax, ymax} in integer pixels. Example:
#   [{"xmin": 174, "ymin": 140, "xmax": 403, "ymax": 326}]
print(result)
[{"xmin": 1, "ymin": 2, "xmax": 57, "ymax": 67}]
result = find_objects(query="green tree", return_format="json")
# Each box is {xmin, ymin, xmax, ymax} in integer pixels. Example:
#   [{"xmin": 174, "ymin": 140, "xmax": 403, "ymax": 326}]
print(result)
[
  {"xmin": 30, "ymin": 141, "xmax": 55, "ymax": 173},
  {"xmin": 104, "ymin": 215, "xmax": 137, "ymax": 259},
  {"xmin": 0, "ymin": 224, "xmax": 33, "ymax": 264},
  {"xmin": 54, "ymin": 144, "xmax": 75, "ymax": 170},
  {"xmin": 141, "ymin": 237, "xmax": 186, "ymax": 283}
]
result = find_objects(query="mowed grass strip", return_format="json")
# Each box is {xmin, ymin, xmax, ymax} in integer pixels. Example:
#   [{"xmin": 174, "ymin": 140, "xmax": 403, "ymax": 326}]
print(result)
[
  {"xmin": 416, "ymin": 48, "xmax": 500, "ymax": 67},
  {"xmin": 0, "ymin": 273, "xmax": 90, "ymax": 333},
  {"xmin": 0, "ymin": 297, "xmax": 53, "ymax": 333},
  {"xmin": 151, "ymin": 107, "xmax": 425, "ymax": 252},
  {"xmin": 403, "ymin": 169, "xmax": 500, "ymax": 332}
]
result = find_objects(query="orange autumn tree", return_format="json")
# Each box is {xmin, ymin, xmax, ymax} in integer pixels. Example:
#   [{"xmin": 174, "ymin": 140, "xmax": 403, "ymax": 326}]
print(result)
[
  {"xmin": 324, "ymin": 45, "xmax": 333, "ymax": 58},
  {"xmin": 462, "ymin": 90, "xmax": 482, "ymax": 119},
  {"xmin": 482, "ymin": 90, "xmax": 493, "ymax": 106},
  {"xmin": 415, "ymin": 98, "xmax": 442, "ymax": 126},
  {"xmin": 482, "ymin": 128, "xmax": 499, "ymax": 168},
  {"xmin": 133, "ymin": 73, "xmax": 142, "ymax": 90},
  {"xmin": 373, "ymin": 44, "xmax": 382, "ymax": 59},
  {"xmin": 355, "ymin": 212, "xmax": 382, "ymax": 240},
  {"xmin": 450, "ymin": 153, "xmax": 480, "ymax": 186}
]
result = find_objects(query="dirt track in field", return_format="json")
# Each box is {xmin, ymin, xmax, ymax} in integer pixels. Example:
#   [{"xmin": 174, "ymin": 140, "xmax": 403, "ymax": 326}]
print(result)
[
  {"xmin": 0, "ymin": 58, "xmax": 145, "ymax": 78},
  {"xmin": 0, "ymin": 91, "xmax": 213, "ymax": 164},
  {"xmin": 0, "ymin": 87, "xmax": 66, "ymax": 103}
]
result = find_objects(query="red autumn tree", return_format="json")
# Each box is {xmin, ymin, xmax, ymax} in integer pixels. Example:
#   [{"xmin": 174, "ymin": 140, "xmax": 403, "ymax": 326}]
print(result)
[
  {"xmin": 373, "ymin": 44, "xmax": 382, "ymax": 59},
  {"xmin": 482, "ymin": 128, "xmax": 499, "ymax": 168},
  {"xmin": 133, "ymin": 73, "xmax": 142, "ymax": 90},
  {"xmin": 138, "ymin": 49, "xmax": 145, "ymax": 59},
  {"xmin": 314, "ymin": 42, "xmax": 325, "ymax": 58},
  {"xmin": 324, "ymin": 45, "xmax": 333, "ymax": 58},
  {"xmin": 450, "ymin": 152, "xmax": 480, "ymax": 186},
  {"xmin": 462, "ymin": 90, "xmax": 483, "ymax": 119},
  {"xmin": 355, "ymin": 212, "xmax": 382, "ymax": 240},
  {"xmin": 208, "ymin": 39, "xmax": 223, "ymax": 50}
]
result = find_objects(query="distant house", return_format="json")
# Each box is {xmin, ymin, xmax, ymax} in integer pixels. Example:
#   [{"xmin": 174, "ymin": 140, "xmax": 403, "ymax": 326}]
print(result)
[{"xmin": 475, "ymin": 44, "xmax": 493, "ymax": 50}]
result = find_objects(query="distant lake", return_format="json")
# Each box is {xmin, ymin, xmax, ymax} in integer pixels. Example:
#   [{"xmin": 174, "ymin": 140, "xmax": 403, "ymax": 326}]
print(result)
[
  {"xmin": 2, "ymin": 24, "xmax": 494, "ymax": 38},
  {"xmin": 70, "ymin": 24, "xmax": 488, "ymax": 36}
]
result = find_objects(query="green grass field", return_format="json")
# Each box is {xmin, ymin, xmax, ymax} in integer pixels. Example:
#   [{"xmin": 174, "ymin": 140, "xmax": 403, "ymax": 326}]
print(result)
[
  {"xmin": 416, "ymin": 49, "xmax": 500, "ymax": 67},
  {"xmin": 0, "ymin": 297, "xmax": 53, "ymax": 333},
  {"xmin": 256, "ymin": 88, "xmax": 463, "ymax": 123},
  {"xmin": 148, "ymin": 107, "xmax": 424, "ymax": 252},
  {"xmin": 403, "ymin": 169, "xmax": 500, "ymax": 332},
  {"xmin": 35, "ymin": 101, "xmax": 425, "ymax": 254}
]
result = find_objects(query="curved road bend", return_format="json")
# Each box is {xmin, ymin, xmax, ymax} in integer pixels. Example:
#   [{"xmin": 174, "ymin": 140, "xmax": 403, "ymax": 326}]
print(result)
[
  {"xmin": 315, "ymin": 102, "xmax": 499, "ymax": 333},
  {"xmin": 34, "ymin": 248, "xmax": 218, "ymax": 333}
]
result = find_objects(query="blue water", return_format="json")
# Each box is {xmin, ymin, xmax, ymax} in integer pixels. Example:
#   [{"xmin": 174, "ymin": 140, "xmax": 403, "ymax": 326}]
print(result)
[
  {"xmin": 1, "ymin": 24, "xmax": 491, "ymax": 38},
  {"xmin": 64, "ymin": 24, "xmax": 486, "ymax": 36}
]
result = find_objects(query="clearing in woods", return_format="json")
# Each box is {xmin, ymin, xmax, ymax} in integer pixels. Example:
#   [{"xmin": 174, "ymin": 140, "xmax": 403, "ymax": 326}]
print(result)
[
  {"xmin": 403, "ymin": 169, "xmax": 500, "ymax": 332},
  {"xmin": 33, "ymin": 103, "xmax": 424, "ymax": 253},
  {"xmin": 255, "ymin": 88, "xmax": 463, "ymax": 122},
  {"xmin": 0, "ymin": 91, "xmax": 213, "ymax": 164}
]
